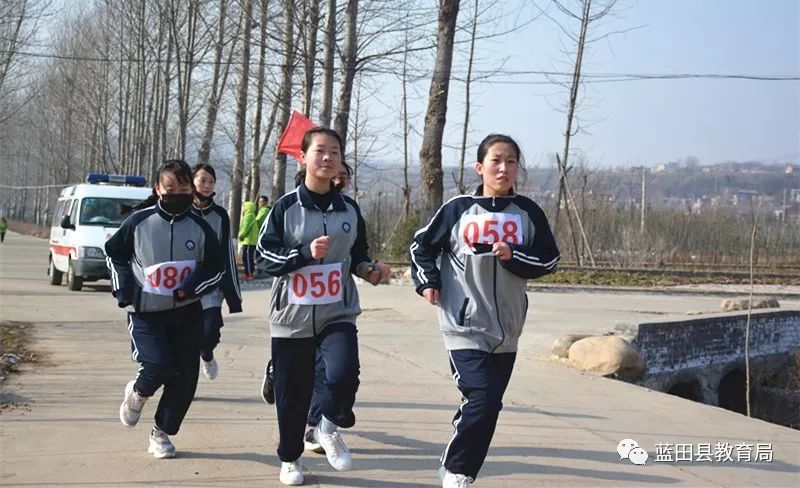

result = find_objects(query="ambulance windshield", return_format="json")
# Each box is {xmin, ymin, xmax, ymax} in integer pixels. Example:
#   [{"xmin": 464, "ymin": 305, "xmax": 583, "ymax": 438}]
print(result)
[{"xmin": 79, "ymin": 198, "xmax": 144, "ymax": 226}]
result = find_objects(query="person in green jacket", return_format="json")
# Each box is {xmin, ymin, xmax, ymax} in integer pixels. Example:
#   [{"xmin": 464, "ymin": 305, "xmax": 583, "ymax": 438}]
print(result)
[
  {"xmin": 0, "ymin": 217, "xmax": 7, "ymax": 243},
  {"xmin": 238, "ymin": 202, "xmax": 258, "ymax": 280},
  {"xmin": 255, "ymin": 195, "xmax": 270, "ymax": 233}
]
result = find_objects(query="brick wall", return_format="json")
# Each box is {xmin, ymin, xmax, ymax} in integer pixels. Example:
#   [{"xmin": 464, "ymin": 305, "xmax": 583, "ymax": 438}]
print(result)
[{"xmin": 632, "ymin": 310, "xmax": 800, "ymax": 374}]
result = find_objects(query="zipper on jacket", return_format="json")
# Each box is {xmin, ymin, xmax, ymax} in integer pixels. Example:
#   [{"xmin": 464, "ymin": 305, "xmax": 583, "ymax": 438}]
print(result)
[
  {"xmin": 312, "ymin": 210, "xmax": 329, "ymax": 337},
  {"xmin": 170, "ymin": 217, "xmax": 175, "ymax": 308},
  {"xmin": 491, "ymin": 258, "xmax": 506, "ymax": 352},
  {"xmin": 275, "ymin": 281, "xmax": 283, "ymax": 311},
  {"xmin": 492, "ymin": 195, "xmax": 496, "ymax": 207}
]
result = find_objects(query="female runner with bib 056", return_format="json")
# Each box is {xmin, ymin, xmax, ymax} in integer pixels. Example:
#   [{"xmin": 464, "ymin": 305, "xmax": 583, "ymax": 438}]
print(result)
[
  {"xmin": 257, "ymin": 127, "xmax": 390, "ymax": 486},
  {"xmin": 410, "ymin": 134, "xmax": 560, "ymax": 488},
  {"xmin": 105, "ymin": 159, "xmax": 224, "ymax": 459}
]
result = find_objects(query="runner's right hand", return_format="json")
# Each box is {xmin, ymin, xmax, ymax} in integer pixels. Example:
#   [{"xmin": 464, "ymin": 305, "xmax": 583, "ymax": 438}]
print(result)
[
  {"xmin": 310, "ymin": 236, "xmax": 330, "ymax": 260},
  {"xmin": 422, "ymin": 288, "xmax": 439, "ymax": 305}
]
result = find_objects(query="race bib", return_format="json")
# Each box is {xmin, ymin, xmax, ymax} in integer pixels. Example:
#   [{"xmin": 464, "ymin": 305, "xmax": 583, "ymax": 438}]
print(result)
[
  {"xmin": 288, "ymin": 263, "xmax": 343, "ymax": 305},
  {"xmin": 459, "ymin": 213, "xmax": 523, "ymax": 255},
  {"xmin": 142, "ymin": 260, "xmax": 196, "ymax": 296}
]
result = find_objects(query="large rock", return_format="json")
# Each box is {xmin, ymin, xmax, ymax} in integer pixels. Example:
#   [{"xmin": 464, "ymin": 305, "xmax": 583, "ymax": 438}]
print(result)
[
  {"xmin": 403, "ymin": 267, "xmax": 412, "ymax": 280},
  {"xmin": 568, "ymin": 336, "xmax": 646, "ymax": 381},
  {"xmin": 552, "ymin": 333, "xmax": 592, "ymax": 358},
  {"xmin": 721, "ymin": 297, "xmax": 780, "ymax": 312}
]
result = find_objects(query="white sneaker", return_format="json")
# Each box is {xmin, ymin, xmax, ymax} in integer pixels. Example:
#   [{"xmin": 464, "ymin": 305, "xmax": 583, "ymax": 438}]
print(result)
[
  {"xmin": 202, "ymin": 358, "xmax": 218, "ymax": 380},
  {"xmin": 313, "ymin": 425, "xmax": 352, "ymax": 471},
  {"xmin": 119, "ymin": 380, "xmax": 147, "ymax": 427},
  {"xmin": 148, "ymin": 428, "xmax": 176, "ymax": 459},
  {"xmin": 279, "ymin": 458, "xmax": 304, "ymax": 485},
  {"xmin": 441, "ymin": 468, "xmax": 471, "ymax": 488},
  {"xmin": 304, "ymin": 427, "xmax": 325, "ymax": 454}
]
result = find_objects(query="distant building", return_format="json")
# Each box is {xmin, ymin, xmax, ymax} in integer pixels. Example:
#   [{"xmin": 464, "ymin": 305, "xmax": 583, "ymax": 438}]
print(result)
[{"xmin": 731, "ymin": 189, "xmax": 759, "ymax": 206}]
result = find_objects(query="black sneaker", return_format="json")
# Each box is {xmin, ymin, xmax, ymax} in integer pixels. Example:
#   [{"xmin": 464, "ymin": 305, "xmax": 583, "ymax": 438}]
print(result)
[{"xmin": 261, "ymin": 359, "xmax": 275, "ymax": 404}]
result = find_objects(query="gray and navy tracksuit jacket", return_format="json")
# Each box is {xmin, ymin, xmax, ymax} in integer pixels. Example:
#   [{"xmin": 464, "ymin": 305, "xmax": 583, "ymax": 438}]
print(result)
[
  {"xmin": 410, "ymin": 187, "xmax": 560, "ymax": 353},
  {"xmin": 256, "ymin": 183, "xmax": 372, "ymax": 339},
  {"xmin": 105, "ymin": 202, "xmax": 224, "ymax": 313},
  {"xmin": 192, "ymin": 202, "xmax": 243, "ymax": 313}
]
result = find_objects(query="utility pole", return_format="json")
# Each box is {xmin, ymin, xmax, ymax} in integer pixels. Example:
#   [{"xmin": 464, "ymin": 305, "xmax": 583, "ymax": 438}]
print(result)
[{"xmin": 640, "ymin": 165, "xmax": 646, "ymax": 234}]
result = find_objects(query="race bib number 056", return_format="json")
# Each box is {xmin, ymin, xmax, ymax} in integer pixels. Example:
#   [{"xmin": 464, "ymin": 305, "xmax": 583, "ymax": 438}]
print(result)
[
  {"xmin": 143, "ymin": 260, "xmax": 196, "ymax": 296},
  {"xmin": 460, "ymin": 213, "xmax": 523, "ymax": 248},
  {"xmin": 289, "ymin": 263, "xmax": 343, "ymax": 305}
]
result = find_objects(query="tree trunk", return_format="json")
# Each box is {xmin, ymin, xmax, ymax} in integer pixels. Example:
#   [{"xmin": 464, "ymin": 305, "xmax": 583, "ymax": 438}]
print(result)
[
  {"xmin": 229, "ymin": 0, "xmax": 254, "ymax": 233},
  {"xmin": 319, "ymin": 0, "xmax": 336, "ymax": 127},
  {"xmin": 198, "ymin": 0, "xmax": 229, "ymax": 165},
  {"xmin": 556, "ymin": 0, "xmax": 590, "ymax": 249},
  {"xmin": 401, "ymin": 31, "xmax": 411, "ymax": 218},
  {"xmin": 303, "ymin": 0, "xmax": 320, "ymax": 117},
  {"xmin": 333, "ymin": 0, "xmax": 357, "ymax": 146},
  {"xmin": 270, "ymin": 0, "xmax": 296, "ymax": 202},
  {"xmin": 419, "ymin": 0, "xmax": 460, "ymax": 221},
  {"xmin": 249, "ymin": 0, "xmax": 270, "ymax": 200},
  {"xmin": 457, "ymin": 0, "xmax": 478, "ymax": 194}
]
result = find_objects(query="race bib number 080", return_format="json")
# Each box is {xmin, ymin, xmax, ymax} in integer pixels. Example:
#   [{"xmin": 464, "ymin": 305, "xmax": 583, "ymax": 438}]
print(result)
[
  {"xmin": 289, "ymin": 263, "xmax": 343, "ymax": 305},
  {"xmin": 142, "ymin": 260, "xmax": 196, "ymax": 296},
  {"xmin": 460, "ymin": 213, "xmax": 523, "ymax": 247}
]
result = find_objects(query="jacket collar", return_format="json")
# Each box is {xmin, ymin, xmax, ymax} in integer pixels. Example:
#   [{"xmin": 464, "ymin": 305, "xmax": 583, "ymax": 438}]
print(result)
[
  {"xmin": 297, "ymin": 181, "xmax": 347, "ymax": 212},
  {"xmin": 192, "ymin": 200, "xmax": 216, "ymax": 216},
  {"xmin": 472, "ymin": 185, "xmax": 516, "ymax": 198},
  {"xmin": 155, "ymin": 200, "xmax": 192, "ymax": 221},
  {"xmin": 472, "ymin": 185, "xmax": 516, "ymax": 211}
]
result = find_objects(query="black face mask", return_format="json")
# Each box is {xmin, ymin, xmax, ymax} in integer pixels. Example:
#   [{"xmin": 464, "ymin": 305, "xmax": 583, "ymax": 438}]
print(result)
[{"xmin": 160, "ymin": 194, "xmax": 194, "ymax": 215}]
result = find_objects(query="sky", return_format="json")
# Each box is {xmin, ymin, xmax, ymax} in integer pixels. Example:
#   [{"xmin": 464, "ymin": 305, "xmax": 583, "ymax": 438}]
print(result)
[
  {"xmin": 46, "ymin": 0, "xmax": 800, "ymax": 170},
  {"xmin": 394, "ymin": 0, "xmax": 800, "ymax": 169}
]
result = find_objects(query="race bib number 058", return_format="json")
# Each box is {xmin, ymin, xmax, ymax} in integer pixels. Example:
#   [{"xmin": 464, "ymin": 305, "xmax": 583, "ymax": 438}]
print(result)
[
  {"xmin": 460, "ymin": 213, "xmax": 523, "ymax": 247},
  {"xmin": 289, "ymin": 263, "xmax": 343, "ymax": 305},
  {"xmin": 143, "ymin": 260, "xmax": 196, "ymax": 296}
]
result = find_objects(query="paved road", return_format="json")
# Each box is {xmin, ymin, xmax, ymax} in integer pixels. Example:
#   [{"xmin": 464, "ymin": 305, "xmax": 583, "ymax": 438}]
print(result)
[{"xmin": 1, "ymin": 231, "xmax": 798, "ymax": 487}]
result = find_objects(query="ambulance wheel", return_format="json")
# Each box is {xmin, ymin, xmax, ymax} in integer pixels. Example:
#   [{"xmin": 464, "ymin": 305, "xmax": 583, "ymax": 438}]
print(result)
[
  {"xmin": 48, "ymin": 255, "xmax": 63, "ymax": 286},
  {"xmin": 67, "ymin": 259, "xmax": 83, "ymax": 291}
]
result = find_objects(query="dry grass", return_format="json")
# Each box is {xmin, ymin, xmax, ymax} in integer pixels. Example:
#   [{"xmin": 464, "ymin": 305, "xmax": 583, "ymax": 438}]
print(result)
[{"xmin": 0, "ymin": 321, "xmax": 38, "ymax": 381}]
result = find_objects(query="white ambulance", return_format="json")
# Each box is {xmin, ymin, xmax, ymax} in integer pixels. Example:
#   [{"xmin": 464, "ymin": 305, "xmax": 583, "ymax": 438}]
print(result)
[{"xmin": 48, "ymin": 174, "xmax": 152, "ymax": 291}]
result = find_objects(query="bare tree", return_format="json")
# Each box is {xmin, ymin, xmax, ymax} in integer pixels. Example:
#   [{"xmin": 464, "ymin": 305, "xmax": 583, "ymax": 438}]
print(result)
[
  {"xmin": 270, "ymin": 0, "xmax": 296, "ymax": 202},
  {"xmin": 400, "ymin": 27, "xmax": 411, "ymax": 218},
  {"xmin": 301, "ymin": 0, "xmax": 321, "ymax": 117},
  {"xmin": 248, "ymin": 0, "xmax": 271, "ymax": 200},
  {"xmin": 0, "ymin": 0, "xmax": 52, "ymax": 123},
  {"xmin": 455, "ymin": 0, "xmax": 479, "ymax": 193},
  {"xmin": 538, "ymin": 0, "xmax": 624, "ymax": 264},
  {"xmin": 229, "ymin": 0, "xmax": 254, "ymax": 232},
  {"xmin": 318, "ymin": 0, "xmax": 336, "ymax": 126},
  {"xmin": 198, "ymin": 0, "xmax": 236, "ymax": 165},
  {"xmin": 419, "ymin": 0, "xmax": 461, "ymax": 221},
  {"xmin": 332, "ymin": 0, "xmax": 358, "ymax": 145}
]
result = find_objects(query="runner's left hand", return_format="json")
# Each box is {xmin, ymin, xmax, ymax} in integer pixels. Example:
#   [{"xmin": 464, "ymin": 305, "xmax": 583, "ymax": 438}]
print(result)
[
  {"xmin": 492, "ymin": 241, "xmax": 512, "ymax": 261},
  {"xmin": 367, "ymin": 261, "xmax": 391, "ymax": 286}
]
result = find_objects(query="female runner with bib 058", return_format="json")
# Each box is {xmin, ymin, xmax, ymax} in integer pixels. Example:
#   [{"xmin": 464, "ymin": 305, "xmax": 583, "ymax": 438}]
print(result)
[
  {"xmin": 105, "ymin": 159, "xmax": 224, "ymax": 459},
  {"xmin": 410, "ymin": 134, "xmax": 560, "ymax": 488},
  {"xmin": 257, "ymin": 127, "xmax": 391, "ymax": 486}
]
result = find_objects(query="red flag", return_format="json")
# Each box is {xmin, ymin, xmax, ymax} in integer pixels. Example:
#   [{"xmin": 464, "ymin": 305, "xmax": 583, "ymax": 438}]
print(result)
[{"xmin": 276, "ymin": 111, "xmax": 316, "ymax": 161}]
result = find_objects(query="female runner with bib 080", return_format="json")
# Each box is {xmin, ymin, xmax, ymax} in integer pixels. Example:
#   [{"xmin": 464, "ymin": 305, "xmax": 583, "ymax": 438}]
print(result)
[
  {"xmin": 257, "ymin": 127, "xmax": 390, "ymax": 486},
  {"xmin": 105, "ymin": 159, "xmax": 224, "ymax": 459},
  {"xmin": 410, "ymin": 134, "xmax": 560, "ymax": 488}
]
